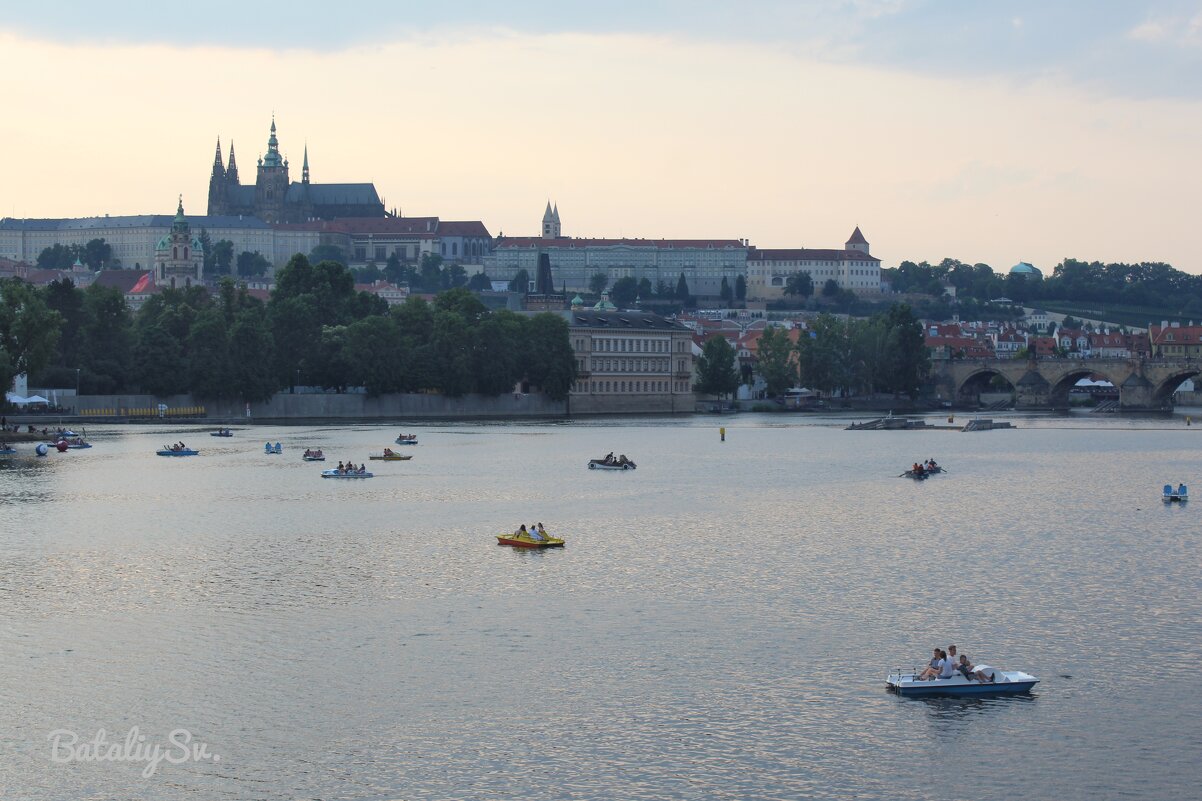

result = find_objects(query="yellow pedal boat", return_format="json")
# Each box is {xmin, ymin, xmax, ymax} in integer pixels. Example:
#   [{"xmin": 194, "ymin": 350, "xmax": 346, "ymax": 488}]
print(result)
[
  {"xmin": 496, "ymin": 531, "xmax": 565, "ymax": 548},
  {"xmin": 369, "ymin": 451, "xmax": 413, "ymax": 461}
]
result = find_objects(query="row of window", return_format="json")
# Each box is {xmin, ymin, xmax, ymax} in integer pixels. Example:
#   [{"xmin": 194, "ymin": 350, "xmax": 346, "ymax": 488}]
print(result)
[
  {"xmin": 572, "ymin": 380, "xmax": 690, "ymax": 393},
  {"xmin": 591, "ymin": 359, "xmax": 670, "ymax": 373},
  {"xmin": 592, "ymin": 338, "xmax": 674, "ymax": 353}
]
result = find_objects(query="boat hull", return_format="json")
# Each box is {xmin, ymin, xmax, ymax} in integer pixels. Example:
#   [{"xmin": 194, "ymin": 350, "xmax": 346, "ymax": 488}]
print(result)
[
  {"xmin": 394, "ymin": 440, "xmax": 418, "ymax": 446},
  {"xmin": 496, "ymin": 535, "xmax": 565, "ymax": 548},
  {"xmin": 588, "ymin": 461, "xmax": 635, "ymax": 470},
  {"xmin": 156, "ymin": 450, "xmax": 199, "ymax": 457},
  {"xmin": 1163, "ymin": 495, "xmax": 1188, "ymax": 502},
  {"xmin": 321, "ymin": 471, "xmax": 374, "ymax": 478},
  {"xmin": 303, "ymin": 456, "xmax": 325, "ymax": 461},
  {"xmin": 210, "ymin": 432, "xmax": 233, "ymax": 437},
  {"xmin": 370, "ymin": 455, "xmax": 412, "ymax": 461},
  {"xmin": 886, "ymin": 671, "xmax": 1038, "ymax": 697}
]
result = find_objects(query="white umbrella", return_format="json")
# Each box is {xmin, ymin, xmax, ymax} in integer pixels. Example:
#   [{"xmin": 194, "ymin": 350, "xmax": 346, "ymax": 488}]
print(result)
[{"xmin": 25, "ymin": 395, "xmax": 50, "ymax": 404}]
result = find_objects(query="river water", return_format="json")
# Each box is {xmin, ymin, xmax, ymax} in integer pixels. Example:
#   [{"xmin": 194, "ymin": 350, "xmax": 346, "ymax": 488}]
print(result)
[{"xmin": 0, "ymin": 414, "xmax": 1198, "ymax": 800}]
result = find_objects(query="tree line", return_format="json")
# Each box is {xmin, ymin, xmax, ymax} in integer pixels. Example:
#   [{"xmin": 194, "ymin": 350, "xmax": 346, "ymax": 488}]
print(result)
[
  {"xmin": 885, "ymin": 257, "xmax": 1202, "ymax": 317},
  {"xmin": 2, "ymin": 255, "xmax": 577, "ymax": 403},
  {"xmin": 693, "ymin": 305, "xmax": 929, "ymax": 400}
]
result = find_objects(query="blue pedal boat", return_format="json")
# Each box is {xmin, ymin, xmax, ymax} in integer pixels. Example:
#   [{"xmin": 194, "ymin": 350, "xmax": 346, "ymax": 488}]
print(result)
[{"xmin": 886, "ymin": 668, "xmax": 1038, "ymax": 697}]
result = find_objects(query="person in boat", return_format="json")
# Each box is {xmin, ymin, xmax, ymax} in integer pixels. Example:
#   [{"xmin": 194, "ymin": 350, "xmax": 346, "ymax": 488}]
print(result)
[
  {"xmin": 972, "ymin": 664, "xmax": 997, "ymax": 683},
  {"xmin": 917, "ymin": 648, "xmax": 944, "ymax": 680},
  {"xmin": 927, "ymin": 459, "xmax": 938, "ymax": 471},
  {"xmin": 384, "ymin": 447, "xmax": 394, "ymax": 456},
  {"xmin": 605, "ymin": 451, "xmax": 615, "ymax": 464},
  {"xmin": 941, "ymin": 645, "xmax": 960, "ymax": 679},
  {"xmin": 957, "ymin": 654, "xmax": 975, "ymax": 679},
  {"xmin": 537, "ymin": 522, "xmax": 548, "ymax": 538},
  {"xmin": 337, "ymin": 461, "xmax": 345, "ymax": 472},
  {"xmin": 516, "ymin": 524, "xmax": 528, "ymax": 537},
  {"xmin": 529, "ymin": 523, "xmax": 544, "ymax": 542}
]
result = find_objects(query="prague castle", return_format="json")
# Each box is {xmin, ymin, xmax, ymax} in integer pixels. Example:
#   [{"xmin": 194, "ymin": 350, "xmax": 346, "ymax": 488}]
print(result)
[{"xmin": 207, "ymin": 117, "xmax": 385, "ymax": 224}]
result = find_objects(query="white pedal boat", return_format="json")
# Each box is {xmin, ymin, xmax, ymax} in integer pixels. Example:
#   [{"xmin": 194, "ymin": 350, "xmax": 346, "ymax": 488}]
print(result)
[
  {"xmin": 321, "ymin": 469, "xmax": 374, "ymax": 479},
  {"xmin": 588, "ymin": 459, "xmax": 636, "ymax": 470},
  {"xmin": 886, "ymin": 667, "xmax": 1038, "ymax": 697}
]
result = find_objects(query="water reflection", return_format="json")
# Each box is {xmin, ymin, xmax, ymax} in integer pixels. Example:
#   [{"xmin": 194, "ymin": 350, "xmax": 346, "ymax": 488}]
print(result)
[{"xmin": 0, "ymin": 417, "xmax": 1197, "ymax": 801}]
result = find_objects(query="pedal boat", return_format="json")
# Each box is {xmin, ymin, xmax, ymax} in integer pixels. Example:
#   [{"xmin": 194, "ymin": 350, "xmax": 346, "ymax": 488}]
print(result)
[
  {"xmin": 1163, "ymin": 484, "xmax": 1188, "ymax": 502},
  {"xmin": 156, "ymin": 448, "xmax": 199, "ymax": 456},
  {"xmin": 395, "ymin": 436, "xmax": 419, "ymax": 445},
  {"xmin": 588, "ymin": 458, "xmax": 636, "ymax": 470},
  {"xmin": 371, "ymin": 451, "xmax": 413, "ymax": 461},
  {"xmin": 497, "ymin": 531, "xmax": 565, "ymax": 548},
  {"xmin": 886, "ymin": 668, "xmax": 1038, "ymax": 697},
  {"xmin": 321, "ymin": 469, "xmax": 374, "ymax": 478}
]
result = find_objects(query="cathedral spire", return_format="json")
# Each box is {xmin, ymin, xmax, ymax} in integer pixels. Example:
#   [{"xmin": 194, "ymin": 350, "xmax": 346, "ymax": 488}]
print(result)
[
  {"xmin": 302, "ymin": 143, "xmax": 310, "ymax": 184},
  {"xmin": 211, "ymin": 138, "xmax": 224, "ymax": 179},
  {"xmin": 226, "ymin": 140, "xmax": 240, "ymax": 184},
  {"xmin": 263, "ymin": 115, "xmax": 283, "ymax": 167}
]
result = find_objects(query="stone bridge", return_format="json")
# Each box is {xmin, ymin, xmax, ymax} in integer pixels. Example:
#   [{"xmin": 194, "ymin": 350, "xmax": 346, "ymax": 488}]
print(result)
[{"xmin": 932, "ymin": 357, "xmax": 1201, "ymax": 411}]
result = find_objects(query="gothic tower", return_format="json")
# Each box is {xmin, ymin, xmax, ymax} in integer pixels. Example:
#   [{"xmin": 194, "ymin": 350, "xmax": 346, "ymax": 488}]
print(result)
[
  {"xmin": 255, "ymin": 116, "xmax": 290, "ymax": 224},
  {"xmin": 226, "ymin": 140, "xmax": 240, "ymax": 185},
  {"xmin": 207, "ymin": 138, "xmax": 226, "ymax": 215},
  {"xmin": 541, "ymin": 201, "xmax": 561, "ymax": 238}
]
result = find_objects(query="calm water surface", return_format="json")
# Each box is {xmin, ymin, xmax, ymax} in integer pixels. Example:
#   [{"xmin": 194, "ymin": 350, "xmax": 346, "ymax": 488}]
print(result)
[{"xmin": 0, "ymin": 414, "xmax": 1199, "ymax": 800}]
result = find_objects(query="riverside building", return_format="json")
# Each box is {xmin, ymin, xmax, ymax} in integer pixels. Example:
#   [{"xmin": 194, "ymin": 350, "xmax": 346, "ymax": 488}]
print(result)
[
  {"xmin": 563, "ymin": 302, "xmax": 695, "ymax": 414},
  {"xmin": 744, "ymin": 227, "xmax": 882, "ymax": 299}
]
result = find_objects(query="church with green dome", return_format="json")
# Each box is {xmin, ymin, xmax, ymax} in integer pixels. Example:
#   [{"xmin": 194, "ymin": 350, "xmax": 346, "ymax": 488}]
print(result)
[{"xmin": 153, "ymin": 197, "xmax": 204, "ymax": 288}]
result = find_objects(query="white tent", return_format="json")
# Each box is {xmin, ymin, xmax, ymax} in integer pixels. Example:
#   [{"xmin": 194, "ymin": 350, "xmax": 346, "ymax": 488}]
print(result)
[
  {"xmin": 24, "ymin": 395, "xmax": 50, "ymax": 404},
  {"xmin": 5, "ymin": 393, "xmax": 29, "ymax": 405}
]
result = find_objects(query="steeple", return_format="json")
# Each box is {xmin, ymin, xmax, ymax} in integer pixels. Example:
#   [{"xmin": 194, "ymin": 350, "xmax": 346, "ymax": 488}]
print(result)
[
  {"xmin": 302, "ymin": 144, "xmax": 310, "ymax": 184},
  {"xmin": 226, "ymin": 140, "xmax": 240, "ymax": 184},
  {"xmin": 845, "ymin": 226, "xmax": 870, "ymax": 255},
  {"xmin": 211, "ymin": 138, "xmax": 225, "ymax": 180},
  {"xmin": 542, "ymin": 201, "xmax": 559, "ymax": 239},
  {"xmin": 172, "ymin": 195, "xmax": 189, "ymax": 234},
  {"xmin": 263, "ymin": 115, "xmax": 283, "ymax": 167}
]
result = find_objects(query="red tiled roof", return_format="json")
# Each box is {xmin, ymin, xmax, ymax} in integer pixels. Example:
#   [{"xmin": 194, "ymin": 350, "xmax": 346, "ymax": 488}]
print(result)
[
  {"xmin": 1150, "ymin": 324, "xmax": 1202, "ymax": 345},
  {"xmin": 748, "ymin": 248, "xmax": 880, "ymax": 263},
  {"xmin": 498, "ymin": 237, "xmax": 745, "ymax": 249},
  {"xmin": 437, "ymin": 220, "xmax": 491, "ymax": 238},
  {"xmin": 93, "ymin": 270, "xmax": 154, "ymax": 293}
]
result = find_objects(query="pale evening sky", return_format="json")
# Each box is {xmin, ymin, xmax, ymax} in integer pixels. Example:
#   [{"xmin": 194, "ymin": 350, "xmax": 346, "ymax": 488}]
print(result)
[{"xmin": 1, "ymin": 1, "xmax": 1201, "ymax": 273}]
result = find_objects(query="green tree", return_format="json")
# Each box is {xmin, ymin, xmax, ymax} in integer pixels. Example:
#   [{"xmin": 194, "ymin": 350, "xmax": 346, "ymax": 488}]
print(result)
[
  {"xmin": 227, "ymin": 308, "xmax": 278, "ymax": 402},
  {"xmin": 42, "ymin": 279, "xmax": 85, "ymax": 369},
  {"xmin": 638, "ymin": 277, "xmax": 653, "ymax": 299},
  {"xmin": 211, "ymin": 239, "xmax": 235, "ymax": 275},
  {"xmin": 419, "ymin": 254, "xmax": 444, "ymax": 291},
  {"xmin": 132, "ymin": 319, "xmax": 188, "ymax": 396},
  {"xmin": 735, "ymin": 274, "xmax": 747, "ymax": 301},
  {"xmin": 0, "ymin": 279, "xmax": 63, "ymax": 393},
  {"xmin": 508, "ymin": 269, "xmax": 530, "ymax": 293},
  {"xmin": 186, "ymin": 307, "xmax": 230, "ymax": 399},
  {"xmin": 236, "ymin": 251, "xmax": 270, "ymax": 278},
  {"xmin": 467, "ymin": 272, "xmax": 492, "ymax": 291},
  {"xmin": 589, "ymin": 272, "xmax": 609, "ymax": 295},
  {"xmin": 720, "ymin": 276, "xmax": 733, "ymax": 303},
  {"xmin": 676, "ymin": 273, "xmax": 690, "ymax": 300},
  {"xmin": 524, "ymin": 313, "xmax": 577, "ymax": 401},
  {"xmin": 445, "ymin": 263, "xmax": 468, "ymax": 289},
  {"xmin": 308, "ymin": 244, "xmax": 346, "ymax": 266},
  {"xmin": 80, "ymin": 284, "xmax": 133, "ymax": 393},
  {"xmin": 81, "ymin": 238, "xmax": 112, "ymax": 270},
  {"xmin": 755, "ymin": 327, "xmax": 796, "ymax": 397},
  {"xmin": 342, "ymin": 315, "xmax": 403, "ymax": 396},
  {"xmin": 610, "ymin": 276, "xmax": 639, "ymax": 308},
  {"xmin": 37, "ymin": 243, "xmax": 78, "ymax": 270},
  {"xmin": 784, "ymin": 272, "xmax": 813, "ymax": 298},
  {"xmin": 694, "ymin": 337, "xmax": 738, "ymax": 398},
  {"xmin": 821, "ymin": 279, "xmax": 840, "ymax": 298}
]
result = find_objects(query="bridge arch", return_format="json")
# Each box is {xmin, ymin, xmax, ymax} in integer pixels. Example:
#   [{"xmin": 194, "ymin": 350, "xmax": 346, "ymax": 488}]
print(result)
[
  {"xmin": 955, "ymin": 367, "xmax": 1017, "ymax": 405},
  {"xmin": 1153, "ymin": 369, "xmax": 1201, "ymax": 406},
  {"xmin": 1049, "ymin": 368, "xmax": 1117, "ymax": 407}
]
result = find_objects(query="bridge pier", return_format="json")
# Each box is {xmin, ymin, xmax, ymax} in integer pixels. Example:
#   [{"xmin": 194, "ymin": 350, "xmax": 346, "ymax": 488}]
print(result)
[
  {"xmin": 1119, "ymin": 373, "xmax": 1160, "ymax": 412},
  {"xmin": 1015, "ymin": 370, "xmax": 1052, "ymax": 410}
]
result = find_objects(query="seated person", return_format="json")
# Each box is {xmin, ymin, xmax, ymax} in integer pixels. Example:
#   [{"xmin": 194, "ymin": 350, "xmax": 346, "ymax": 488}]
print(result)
[
  {"xmin": 938, "ymin": 652, "xmax": 957, "ymax": 680},
  {"xmin": 972, "ymin": 664, "xmax": 997, "ymax": 683},
  {"xmin": 917, "ymin": 649, "xmax": 943, "ymax": 680},
  {"xmin": 957, "ymin": 654, "xmax": 975, "ymax": 679}
]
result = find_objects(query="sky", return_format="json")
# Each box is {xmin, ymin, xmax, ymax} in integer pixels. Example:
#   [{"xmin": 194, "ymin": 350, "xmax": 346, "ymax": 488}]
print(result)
[{"xmin": 2, "ymin": 1, "xmax": 1201, "ymax": 272}]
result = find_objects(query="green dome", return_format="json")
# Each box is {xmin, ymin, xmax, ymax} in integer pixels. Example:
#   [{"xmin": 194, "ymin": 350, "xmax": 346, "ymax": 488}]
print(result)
[
  {"xmin": 156, "ymin": 236, "xmax": 171, "ymax": 251},
  {"xmin": 1009, "ymin": 261, "xmax": 1042, "ymax": 278}
]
